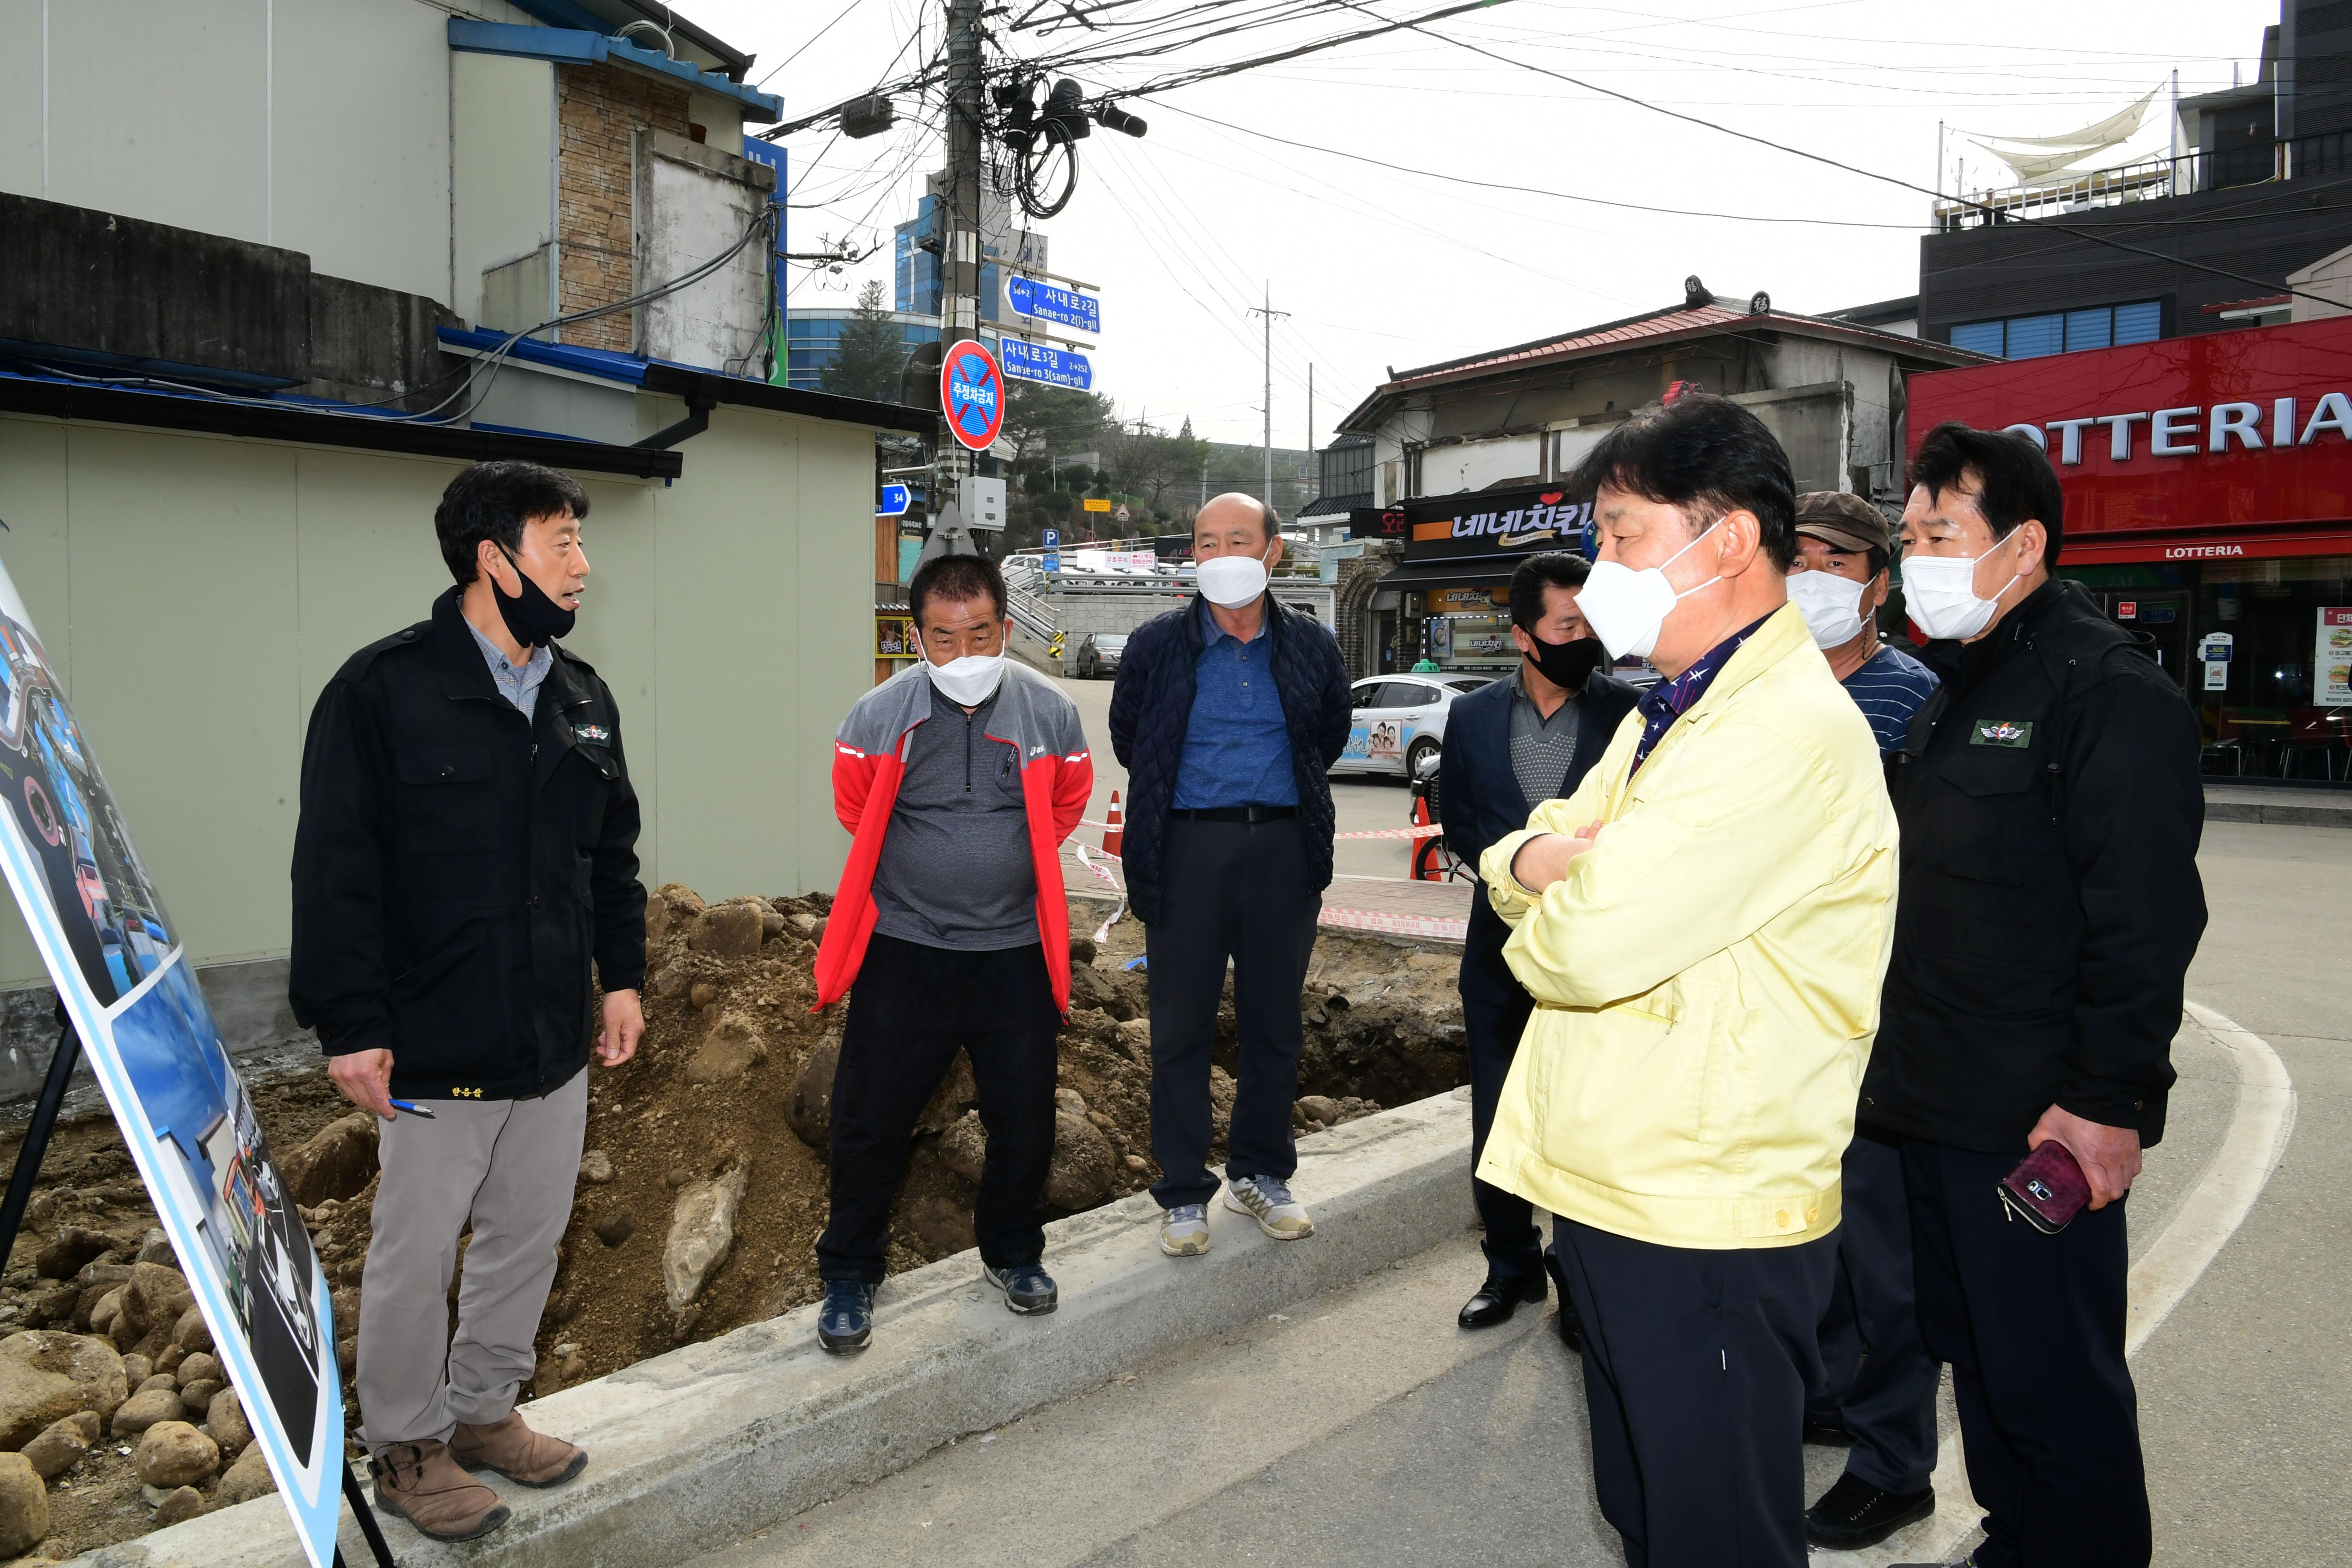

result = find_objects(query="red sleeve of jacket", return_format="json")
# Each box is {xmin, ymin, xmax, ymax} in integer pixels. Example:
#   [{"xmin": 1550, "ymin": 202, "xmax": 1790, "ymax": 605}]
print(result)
[
  {"xmin": 833, "ymin": 739, "xmax": 879, "ymax": 834},
  {"xmin": 1051, "ymin": 744, "xmax": 1093, "ymax": 844}
]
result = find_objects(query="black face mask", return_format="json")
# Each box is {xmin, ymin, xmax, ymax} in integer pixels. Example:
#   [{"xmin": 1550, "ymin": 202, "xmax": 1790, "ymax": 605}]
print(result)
[
  {"xmin": 491, "ymin": 552, "xmax": 577, "ymax": 646},
  {"xmin": 1524, "ymin": 632, "xmax": 1606, "ymax": 692}
]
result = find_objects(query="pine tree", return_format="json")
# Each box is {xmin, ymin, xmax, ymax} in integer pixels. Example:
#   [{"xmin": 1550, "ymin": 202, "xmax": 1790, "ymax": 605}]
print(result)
[{"xmin": 820, "ymin": 281, "xmax": 907, "ymax": 403}]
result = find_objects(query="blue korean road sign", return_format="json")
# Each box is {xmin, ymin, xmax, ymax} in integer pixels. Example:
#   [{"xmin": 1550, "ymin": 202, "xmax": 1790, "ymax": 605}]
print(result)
[
  {"xmin": 1005, "ymin": 275, "xmax": 1101, "ymax": 335},
  {"xmin": 1002, "ymin": 338, "xmax": 1093, "ymax": 391},
  {"xmin": 877, "ymin": 483, "xmax": 911, "ymax": 517},
  {"xmin": 1042, "ymin": 553, "xmax": 1061, "ymax": 573},
  {"xmin": 1043, "ymin": 528, "xmax": 1060, "ymax": 546}
]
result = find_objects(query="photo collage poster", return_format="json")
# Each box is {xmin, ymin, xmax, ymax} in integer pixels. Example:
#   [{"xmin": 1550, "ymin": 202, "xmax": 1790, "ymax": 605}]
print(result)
[{"xmin": 0, "ymin": 562, "xmax": 340, "ymax": 1567}]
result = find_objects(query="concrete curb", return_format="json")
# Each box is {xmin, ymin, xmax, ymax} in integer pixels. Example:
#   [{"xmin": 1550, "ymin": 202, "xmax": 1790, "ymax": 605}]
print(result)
[
  {"xmin": 2204, "ymin": 796, "xmax": 2352, "ymax": 829},
  {"xmin": 83, "ymin": 1089, "xmax": 1475, "ymax": 1568}
]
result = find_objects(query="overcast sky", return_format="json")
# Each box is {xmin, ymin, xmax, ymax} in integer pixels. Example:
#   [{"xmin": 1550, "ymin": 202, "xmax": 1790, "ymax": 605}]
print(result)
[{"xmin": 687, "ymin": 0, "xmax": 2281, "ymax": 447}]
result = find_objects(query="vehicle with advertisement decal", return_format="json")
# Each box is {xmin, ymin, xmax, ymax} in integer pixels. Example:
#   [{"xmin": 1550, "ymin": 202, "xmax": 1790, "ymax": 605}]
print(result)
[{"xmin": 1330, "ymin": 673, "xmax": 1489, "ymax": 780}]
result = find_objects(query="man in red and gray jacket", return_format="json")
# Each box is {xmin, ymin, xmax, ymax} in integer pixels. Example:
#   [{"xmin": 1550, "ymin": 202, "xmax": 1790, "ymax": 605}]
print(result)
[{"xmin": 809, "ymin": 553, "xmax": 1092, "ymax": 1352}]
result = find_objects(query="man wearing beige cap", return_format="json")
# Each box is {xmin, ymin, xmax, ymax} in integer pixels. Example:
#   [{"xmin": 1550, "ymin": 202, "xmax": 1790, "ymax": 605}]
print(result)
[
  {"xmin": 1785, "ymin": 491, "xmax": 1938, "ymax": 758},
  {"xmin": 1784, "ymin": 489, "xmax": 1943, "ymax": 1550}
]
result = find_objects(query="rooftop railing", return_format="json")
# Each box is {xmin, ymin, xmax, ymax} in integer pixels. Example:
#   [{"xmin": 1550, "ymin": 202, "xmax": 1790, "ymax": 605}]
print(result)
[{"xmin": 1932, "ymin": 130, "xmax": 2352, "ymax": 232}]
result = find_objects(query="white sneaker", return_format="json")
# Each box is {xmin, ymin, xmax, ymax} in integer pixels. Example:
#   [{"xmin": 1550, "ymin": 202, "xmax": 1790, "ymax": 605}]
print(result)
[
  {"xmin": 1160, "ymin": 1203, "xmax": 1211, "ymax": 1257},
  {"xmin": 1223, "ymin": 1175, "xmax": 1314, "ymax": 1240}
]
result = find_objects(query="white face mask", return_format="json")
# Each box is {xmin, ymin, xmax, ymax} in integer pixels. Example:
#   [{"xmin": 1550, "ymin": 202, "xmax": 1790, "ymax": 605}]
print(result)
[
  {"xmin": 1576, "ymin": 516, "xmax": 1724, "ymax": 661},
  {"xmin": 1787, "ymin": 568, "xmax": 1869, "ymax": 650},
  {"xmin": 926, "ymin": 651, "xmax": 1006, "ymax": 705},
  {"xmin": 1195, "ymin": 539, "xmax": 1276, "ymax": 609},
  {"xmin": 1900, "ymin": 535, "xmax": 2028, "ymax": 642}
]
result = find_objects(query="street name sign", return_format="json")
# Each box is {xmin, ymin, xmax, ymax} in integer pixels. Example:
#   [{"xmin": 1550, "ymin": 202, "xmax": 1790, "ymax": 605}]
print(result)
[
  {"xmin": 1001, "ymin": 338, "xmax": 1093, "ymax": 390},
  {"xmin": 1005, "ymin": 275, "xmax": 1101, "ymax": 335},
  {"xmin": 877, "ymin": 482, "xmax": 911, "ymax": 517},
  {"xmin": 940, "ymin": 339, "xmax": 1005, "ymax": 452}
]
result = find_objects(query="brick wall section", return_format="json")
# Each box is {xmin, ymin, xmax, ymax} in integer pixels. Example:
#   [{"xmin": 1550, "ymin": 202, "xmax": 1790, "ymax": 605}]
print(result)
[
  {"xmin": 556, "ymin": 64, "xmax": 691, "ymax": 352},
  {"xmin": 1333, "ymin": 543, "xmax": 1401, "ymax": 680}
]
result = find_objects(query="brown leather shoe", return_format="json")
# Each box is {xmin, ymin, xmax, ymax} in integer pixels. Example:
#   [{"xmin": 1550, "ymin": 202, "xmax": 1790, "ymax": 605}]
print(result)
[
  {"xmin": 369, "ymin": 1439, "xmax": 511, "ymax": 1541},
  {"xmin": 450, "ymin": 1409, "xmax": 588, "ymax": 1487}
]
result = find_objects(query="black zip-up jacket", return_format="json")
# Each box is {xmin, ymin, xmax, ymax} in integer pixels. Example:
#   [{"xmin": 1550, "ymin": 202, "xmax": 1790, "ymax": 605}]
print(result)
[
  {"xmin": 1860, "ymin": 578, "xmax": 2205, "ymax": 1154},
  {"xmin": 289, "ymin": 589, "xmax": 646, "ymax": 1100},
  {"xmin": 1108, "ymin": 595, "xmax": 1352, "ymax": 927}
]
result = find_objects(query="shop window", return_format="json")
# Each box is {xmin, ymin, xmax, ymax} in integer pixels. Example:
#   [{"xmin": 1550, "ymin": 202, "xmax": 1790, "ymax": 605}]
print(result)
[
  {"xmin": 2006, "ymin": 314, "xmax": 2064, "ymax": 358},
  {"xmin": 2114, "ymin": 301, "xmax": 2162, "ymax": 343},
  {"xmin": 1950, "ymin": 321, "xmax": 2005, "ymax": 357}
]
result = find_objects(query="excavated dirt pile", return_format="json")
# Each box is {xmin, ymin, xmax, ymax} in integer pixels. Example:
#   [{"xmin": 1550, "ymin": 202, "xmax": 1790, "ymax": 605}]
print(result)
[{"xmin": 0, "ymin": 887, "xmax": 1468, "ymax": 1561}]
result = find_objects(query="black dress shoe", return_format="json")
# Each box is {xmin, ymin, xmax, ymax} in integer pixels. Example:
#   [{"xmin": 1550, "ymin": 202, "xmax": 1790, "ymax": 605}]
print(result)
[
  {"xmin": 817, "ymin": 1279, "xmax": 874, "ymax": 1353},
  {"xmin": 1457, "ymin": 1273, "xmax": 1545, "ymax": 1329},
  {"xmin": 1803, "ymin": 1413, "xmax": 1854, "ymax": 1446},
  {"xmin": 1542, "ymin": 1250, "xmax": 1585, "ymax": 1351},
  {"xmin": 1805, "ymin": 1472, "xmax": 1936, "ymax": 1550}
]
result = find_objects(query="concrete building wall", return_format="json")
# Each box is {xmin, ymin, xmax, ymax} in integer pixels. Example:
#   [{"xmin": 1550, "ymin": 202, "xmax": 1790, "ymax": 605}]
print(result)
[
  {"xmin": 1050, "ymin": 585, "xmax": 1338, "ymax": 643},
  {"xmin": 0, "ymin": 0, "xmax": 461, "ymax": 307},
  {"xmin": 454, "ymin": 51, "xmax": 558, "ymax": 332},
  {"xmin": 0, "ymin": 403, "xmax": 876, "ymax": 992},
  {"xmin": 558, "ymin": 63, "xmax": 692, "ymax": 352}
]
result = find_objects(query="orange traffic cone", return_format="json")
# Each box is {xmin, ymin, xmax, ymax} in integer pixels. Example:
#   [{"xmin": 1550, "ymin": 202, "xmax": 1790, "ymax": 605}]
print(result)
[
  {"xmin": 1411, "ymin": 792, "xmax": 1438, "ymax": 881},
  {"xmin": 1102, "ymin": 789, "xmax": 1124, "ymax": 857}
]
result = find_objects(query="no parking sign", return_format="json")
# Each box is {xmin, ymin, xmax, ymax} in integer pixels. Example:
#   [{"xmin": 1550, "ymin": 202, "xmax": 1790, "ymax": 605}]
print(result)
[{"xmin": 940, "ymin": 339, "xmax": 1005, "ymax": 452}]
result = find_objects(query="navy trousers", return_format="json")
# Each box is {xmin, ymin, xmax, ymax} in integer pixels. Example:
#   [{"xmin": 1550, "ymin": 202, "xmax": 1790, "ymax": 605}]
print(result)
[
  {"xmin": 1144, "ymin": 817, "xmax": 1320, "ymax": 1209},
  {"xmin": 1903, "ymin": 1138, "xmax": 2150, "ymax": 1568},
  {"xmin": 1807, "ymin": 1131, "xmax": 1942, "ymax": 1492},
  {"xmin": 1464, "ymin": 993, "xmax": 1546, "ymax": 1279},
  {"xmin": 1554, "ymin": 1216, "xmax": 1838, "ymax": 1568}
]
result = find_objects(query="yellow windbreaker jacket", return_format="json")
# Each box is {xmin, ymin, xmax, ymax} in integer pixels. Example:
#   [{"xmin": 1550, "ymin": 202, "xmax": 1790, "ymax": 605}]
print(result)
[{"xmin": 1475, "ymin": 602, "xmax": 1898, "ymax": 1250}]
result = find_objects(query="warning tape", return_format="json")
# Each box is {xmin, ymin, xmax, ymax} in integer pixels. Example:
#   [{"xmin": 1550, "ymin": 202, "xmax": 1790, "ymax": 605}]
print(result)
[
  {"xmin": 1317, "ymin": 906, "xmax": 1470, "ymax": 942},
  {"xmin": 1070, "ymin": 843, "xmax": 1126, "ymax": 944},
  {"xmin": 1078, "ymin": 821, "xmax": 1445, "ymax": 842}
]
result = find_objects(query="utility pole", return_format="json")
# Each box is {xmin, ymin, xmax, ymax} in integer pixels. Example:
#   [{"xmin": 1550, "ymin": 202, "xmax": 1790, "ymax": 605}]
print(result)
[
  {"xmin": 1307, "ymin": 363, "xmax": 1314, "ymax": 463},
  {"xmin": 1248, "ymin": 282, "xmax": 1288, "ymax": 515},
  {"xmin": 920, "ymin": 0, "xmax": 985, "ymax": 566}
]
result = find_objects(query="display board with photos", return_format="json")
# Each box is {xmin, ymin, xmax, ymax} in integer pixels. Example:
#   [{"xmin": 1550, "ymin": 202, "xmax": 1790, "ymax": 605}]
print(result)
[{"xmin": 0, "ymin": 564, "xmax": 341, "ymax": 1566}]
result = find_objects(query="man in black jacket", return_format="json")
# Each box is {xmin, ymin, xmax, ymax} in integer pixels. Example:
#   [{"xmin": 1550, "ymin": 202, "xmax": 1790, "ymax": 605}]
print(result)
[
  {"xmin": 291, "ymin": 461, "xmax": 645, "ymax": 1543},
  {"xmin": 1109, "ymin": 494, "xmax": 1351, "ymax": 1258},
  {"xmin": 1865, "ymin": 424, "xmax": 2204, "ymax": 1568},
  {"xmin": 1437, "ymin": 552, "xmax": 1636, "ymax": 1334}
]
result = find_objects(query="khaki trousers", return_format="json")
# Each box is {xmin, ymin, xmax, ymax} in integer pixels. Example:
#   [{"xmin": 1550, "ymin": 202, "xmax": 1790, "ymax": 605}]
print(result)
[{"xmin": 356, "ymin": 1068, "xmax": 586, "ymax": 1450}]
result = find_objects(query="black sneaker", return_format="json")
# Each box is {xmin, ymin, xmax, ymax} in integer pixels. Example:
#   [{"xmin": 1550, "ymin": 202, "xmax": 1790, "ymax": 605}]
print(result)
[
  {"xmin": 1806, "ymin": 1472, "xmax": 1936, "ymax": 1550},
  {"xmin": 983, "ymin": 1262, "xmax": 1059, "ymax": 1315},
  {"xmin": 817, "ymin": 1279, "xmax": 874, "ymax": 1353}
]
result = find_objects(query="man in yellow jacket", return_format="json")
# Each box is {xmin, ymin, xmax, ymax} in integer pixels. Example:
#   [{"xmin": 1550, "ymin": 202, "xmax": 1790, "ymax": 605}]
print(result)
[{"xmin": 1479, "ymin": 394, "xmax": 1898, "ymax": 1568}]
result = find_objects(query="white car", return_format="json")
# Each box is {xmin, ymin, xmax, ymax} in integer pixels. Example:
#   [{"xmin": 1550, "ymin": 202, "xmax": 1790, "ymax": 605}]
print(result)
[{"xmin": 1329, "ymin": 673, "xmax": 1492, "ymax": 779}]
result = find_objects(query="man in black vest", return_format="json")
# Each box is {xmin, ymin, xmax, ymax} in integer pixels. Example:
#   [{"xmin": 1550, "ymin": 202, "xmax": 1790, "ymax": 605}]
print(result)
[
  {"xmin": 1867, "ymin": 424, "xmax": 2204, "ymax": 1568},
  {"xmin": 1436, "ymin": 551, "xmax": 1639, "ymax": 1334},
  {"xmin": 291, "ymin": 461, "xmax": 645, "ymax": 1542}
]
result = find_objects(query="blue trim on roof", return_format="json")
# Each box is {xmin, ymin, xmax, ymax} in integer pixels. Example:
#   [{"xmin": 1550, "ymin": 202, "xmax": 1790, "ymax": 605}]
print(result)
[
  {"xmin": 436, "ymin": 326, "xmax": 781, "ymax": 392},
  {"xmin": 447, "ymin": 19, "xmax": 781, "ymax": 122}
]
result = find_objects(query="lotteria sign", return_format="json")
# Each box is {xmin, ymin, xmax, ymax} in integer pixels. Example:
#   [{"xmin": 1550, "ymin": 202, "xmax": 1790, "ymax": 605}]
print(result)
[{"xmin": 1906, "ymin": 314, "xmax": 2352, "ymax": 563}]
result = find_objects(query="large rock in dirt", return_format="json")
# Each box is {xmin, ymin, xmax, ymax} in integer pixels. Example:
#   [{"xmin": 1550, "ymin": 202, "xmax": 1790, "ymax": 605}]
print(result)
[
  {"xmin": 20, "ymin": 1412, "xmax": 98, "ymax": 1479},
  {"xmin": 657, "ymin": 882, "xmax": 706, "ymax": 919},
  {"xmin": 1113, "ymin": 1018, "xmax": 1152, "ymax": 1067},
  {"xmin": 1046, "ymin": 1111, "xmax": 1117, "ymax": 1210},
  {"xmin": 170, "ymin": 1304, "xmax": 211, "ymax": 1355},
  {"xmin": 0, "ymin": 1451, "xmax": 46, "ymax": 1557},
  {"xmin": 213, "ymin": 1440, "xmax": 276, "ymax": 1505},
  {"xmin": 687, "ymin": 1012, "xmax": 768, "ymax": 1084},
  {"xmin": 134, "ymin": 1421, "xmax": 218, "ymax": 1487},
  {"xmin": 205, "ymin": 1387, "xmax": 251, "ymax": 1455},
  {"xmin": 662, "ymin": 1165, "xmax": 749, "ymax": 1314},
  {"xmin": 786, "ymin": 1034, "xmax": 839, "ymax": 1149},
  {"xmin": 578, "ymin": 1150, "xmax": 615, "ymax": 1185},
  {"xmin": 153, "ymin": 1485, "xmax": 206, "ymax": 1525},
  {"xmin": 277, "ymin": 1113, "xmax": 380, "ymax": 1207},
  {"xmin": 645, "ymin": 892, "xmax": 671, "ymax": 942},
  {"xmin": 177, "ymin": 1379, "xmax": 223, "ymax": 1415},
  {"xmin": 916, "ymin": 1051, "xmax": 977, "ymax": 1133},
  {"xmin": 117, "ymin": 1264, "xmax": 194, "ymax": 1346},
  {"xmin": 688, "ymin": 902, "xmax": 764, "ymax": 958},
  {"xmin": 936, "ymin": 1111, "xmax": 987, "ymax": 1183},
  {"xmin": 34, "ymin": 1229, "xmax": 119, "ymax": 1281},
  {"xmin": 0, "ymin": 1332, "xmax": 126, "ymax": 1446},
  {"xmin": 110, "ymin": 1385, "xmax": 183, "ymax": 1436}
]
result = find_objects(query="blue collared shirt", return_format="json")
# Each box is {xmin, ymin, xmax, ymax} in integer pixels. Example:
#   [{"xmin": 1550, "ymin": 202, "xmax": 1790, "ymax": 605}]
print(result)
[
  {"xmin": 1173, "ymin": 599, "xmax": 1297, "ymax": 808},
  {"xmin": 1630, "ymin": 614, "xmax": 1772, "ymax": 773},
  {"xmin": 465, "ymin": 618, "xmax": 554, "ymax": 720}
]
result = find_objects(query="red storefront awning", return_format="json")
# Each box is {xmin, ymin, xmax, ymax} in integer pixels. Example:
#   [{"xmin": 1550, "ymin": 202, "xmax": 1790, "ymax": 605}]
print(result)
[
  {"xmin": 1906, "ymin": 317, "xmax": 2352, "ymax": 561},
  {"xmin": 2061, "ymin": 524, "xmax": 2352, "ymax": 566}
]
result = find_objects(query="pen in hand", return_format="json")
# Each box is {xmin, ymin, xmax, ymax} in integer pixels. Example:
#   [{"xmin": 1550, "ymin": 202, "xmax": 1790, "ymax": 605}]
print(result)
[{"xmin": 388, "ymin": 1099, "xmax": 437, "ymax": 1120}]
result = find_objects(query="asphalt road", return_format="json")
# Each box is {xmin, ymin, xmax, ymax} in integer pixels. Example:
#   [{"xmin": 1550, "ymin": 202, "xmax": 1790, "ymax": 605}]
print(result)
[{"xmin": 685, "ymin": 760, "xmax": 2347, "ymax": 1568}]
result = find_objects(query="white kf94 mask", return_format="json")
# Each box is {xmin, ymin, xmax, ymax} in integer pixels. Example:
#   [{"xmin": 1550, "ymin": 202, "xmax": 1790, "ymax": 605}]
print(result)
[
  {"xmin": 1900, "ymin": 536, "xmax": 2029, "ymax": 642},
  {"xmin": 1576, "ymin": 516, "xmax": 1725, "ymax": 661},
  {"xmin": 1786, "ymin": 568, "xmax": 1869, "ymax": 650},
  {"xmin": 926, "ymin": 652, "xmax": 1006, "ymax": 705}
]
